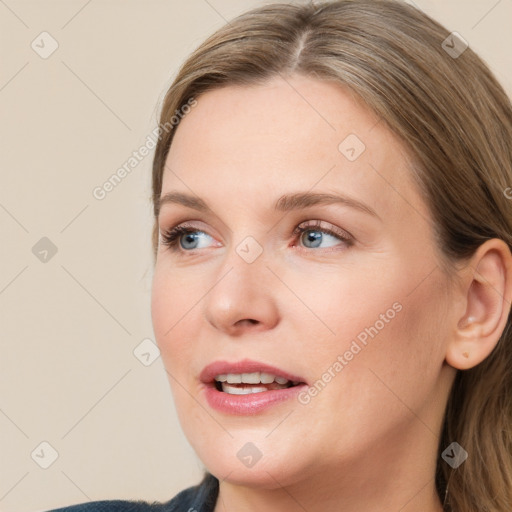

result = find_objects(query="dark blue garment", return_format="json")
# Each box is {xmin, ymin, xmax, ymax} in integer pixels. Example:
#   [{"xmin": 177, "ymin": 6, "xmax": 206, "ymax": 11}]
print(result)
[{"xmin": 46, "ymin": 472, "xmax": 219, "ymax": 512}]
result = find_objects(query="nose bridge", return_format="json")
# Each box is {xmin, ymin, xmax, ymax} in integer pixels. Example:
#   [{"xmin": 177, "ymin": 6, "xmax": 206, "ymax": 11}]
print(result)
[
  {"xmin": 234, "ymin": 233, "xmax": 266, "ymax": 266},
  {"xmin": 202, "ymin": 232, "xmax": 279, "ymax": 332}
]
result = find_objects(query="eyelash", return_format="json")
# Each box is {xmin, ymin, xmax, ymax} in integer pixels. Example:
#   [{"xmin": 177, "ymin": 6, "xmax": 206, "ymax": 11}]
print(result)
[{"xmin": 159, "ymin": 220, "xmax": 353, "ymax": 254}]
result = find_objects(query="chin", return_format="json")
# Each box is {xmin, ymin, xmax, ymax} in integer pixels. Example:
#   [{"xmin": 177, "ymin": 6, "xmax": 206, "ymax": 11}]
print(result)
[
  {"xmin": 208, "ymin": 460, "xmax": 302, "ymax": 489},
  {"xmin": 189, "ymin": 434, "xmax": 307, "ymax": 488}
]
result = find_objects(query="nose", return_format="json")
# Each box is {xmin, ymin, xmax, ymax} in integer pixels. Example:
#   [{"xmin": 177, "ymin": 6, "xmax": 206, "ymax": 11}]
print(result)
[{"xmin": 202, "ymin": 248, "xmax": 280, "ymax": 335}]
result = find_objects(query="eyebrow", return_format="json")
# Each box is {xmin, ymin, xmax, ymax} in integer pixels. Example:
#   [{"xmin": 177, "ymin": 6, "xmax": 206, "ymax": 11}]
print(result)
[{"xmin": 156, "ymin": 191, "xmax": 380, "ymax": 219}]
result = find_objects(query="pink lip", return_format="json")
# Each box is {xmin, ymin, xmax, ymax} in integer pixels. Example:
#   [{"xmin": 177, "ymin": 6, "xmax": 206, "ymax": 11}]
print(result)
[
  {"xmin": 199, "ymin": 358, "xmax": 307, "ymax": 385},
  {"xmin": 201, "ymin": 382, "xmax": 308, "ymax": 415},
  {"xmin": 199, "ymin": 359, "xmax": 308, "ymax": 416}
]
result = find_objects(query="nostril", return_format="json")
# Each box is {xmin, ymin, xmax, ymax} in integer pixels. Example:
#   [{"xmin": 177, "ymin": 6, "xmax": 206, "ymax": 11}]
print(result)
[{"xmin": 236, "ymin": 319, "xmax": 259, "ymax": 327}]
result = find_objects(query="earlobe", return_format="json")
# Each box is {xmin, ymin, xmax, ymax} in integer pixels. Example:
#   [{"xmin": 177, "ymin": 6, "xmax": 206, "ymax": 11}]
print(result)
[
  {"xmin": 446, "ymin": 312, "xmax": 482, "ymax": 370},
  {"xmin": 445, "ymin": 239, "xmax": 512, "ymax": 371}
]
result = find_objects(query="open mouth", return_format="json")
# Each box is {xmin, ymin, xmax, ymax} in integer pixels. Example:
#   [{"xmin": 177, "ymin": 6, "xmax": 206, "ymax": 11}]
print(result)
[
  {"xmin": 213, "ymin": 373, "xmax": 304, "ymax": 395},
  {"xmin": 201, "ymin": 365, "xmax": 308, "ymax": 413}
]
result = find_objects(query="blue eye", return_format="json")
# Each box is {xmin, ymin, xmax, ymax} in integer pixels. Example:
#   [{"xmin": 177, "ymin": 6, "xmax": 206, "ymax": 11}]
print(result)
[
  {"xmin": 160, "ymin": 221, "xmax": 352, "ymax": 253},
  {"xmin": 295, "ymin": 225, "xmax": 347, "ymax": 249},
  {"xmin": 160, "ymin": 225, "xmax": 213, "ymax": 251}
]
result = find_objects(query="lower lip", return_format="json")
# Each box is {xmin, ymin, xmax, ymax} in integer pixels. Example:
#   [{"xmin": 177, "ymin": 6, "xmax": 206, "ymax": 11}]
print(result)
[{"xmin": 201, "ymin": 382, "xmax": 308, "ymax": 415}]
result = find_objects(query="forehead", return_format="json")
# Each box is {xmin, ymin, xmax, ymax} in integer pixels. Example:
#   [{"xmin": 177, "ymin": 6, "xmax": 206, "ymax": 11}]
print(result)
[{"xmin": 161, "ymin": 75, "xmax": 426, "ymax": 221}]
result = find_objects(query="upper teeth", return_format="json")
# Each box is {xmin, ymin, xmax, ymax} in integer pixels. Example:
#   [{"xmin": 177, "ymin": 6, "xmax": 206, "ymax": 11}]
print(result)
[{"xmin": 215, "ymin": 372, "xmax": 291, "ymax": 385}]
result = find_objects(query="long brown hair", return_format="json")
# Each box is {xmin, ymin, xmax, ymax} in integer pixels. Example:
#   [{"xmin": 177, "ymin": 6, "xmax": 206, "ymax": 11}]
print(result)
[{"xmin": 150, "ymin": 1, "xmax": 512, "ymax": 509}]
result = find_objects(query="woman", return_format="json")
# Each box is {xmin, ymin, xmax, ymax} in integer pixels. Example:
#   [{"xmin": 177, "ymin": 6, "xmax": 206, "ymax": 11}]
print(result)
[{"xmin": 48, "ymin": 0, "xmax": 512, "ymax": 511}]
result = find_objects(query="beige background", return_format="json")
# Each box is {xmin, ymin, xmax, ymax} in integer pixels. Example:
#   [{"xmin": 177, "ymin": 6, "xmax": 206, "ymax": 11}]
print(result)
[{"xmin": 1, "ymin": 1, "xmax": 510, "ymax": 511}]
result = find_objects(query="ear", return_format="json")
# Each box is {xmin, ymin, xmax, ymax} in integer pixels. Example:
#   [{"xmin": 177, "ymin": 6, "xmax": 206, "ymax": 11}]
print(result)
[{"xmin": 445, "ymin": 238, "xmax": 512, "ymax": 370}]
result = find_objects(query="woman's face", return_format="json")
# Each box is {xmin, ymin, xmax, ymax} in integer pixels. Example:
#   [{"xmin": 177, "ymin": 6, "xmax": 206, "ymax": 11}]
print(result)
[{"xmin": 151, "ymin": 75, "xmax": 456, "ymax": 489}]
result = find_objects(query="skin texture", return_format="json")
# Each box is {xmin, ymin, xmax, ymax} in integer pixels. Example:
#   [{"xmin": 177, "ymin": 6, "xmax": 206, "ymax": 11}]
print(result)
[{"xmin": 151, "ymin": 75, "xmax": 512, "ymax": 512}]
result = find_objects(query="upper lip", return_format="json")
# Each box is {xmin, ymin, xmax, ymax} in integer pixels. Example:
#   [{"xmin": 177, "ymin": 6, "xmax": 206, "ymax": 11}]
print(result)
[{"xmin": 200, "ymin": 359, "xmax": 308, "ymax": 385}]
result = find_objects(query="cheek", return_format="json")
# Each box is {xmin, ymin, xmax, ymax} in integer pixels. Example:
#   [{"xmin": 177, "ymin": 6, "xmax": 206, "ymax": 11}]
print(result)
[
  {"xmin": 150, "ymin": 267, "xmax": 200, "ymax": 373},
  {"xmin": 151, "ymin": 271, "xmax": 204, "ymax": 428},
  {"xmin": 303, "ymin": 291, "xmax": 447, "ymax": 457},
  {"xmin": 306, "ymin": 266, "xmax": 447, "ymax": 405},
  {"xmin": 337, "ymin": 276, "xmax": 449, "ymax": 415},
  {"xmin": 151, "ymin": 263, "xmax": 206, "ymax": 334},
  {"xmin": 284, "ymin": 263, "xmax": 404, "ymax": 348}
]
